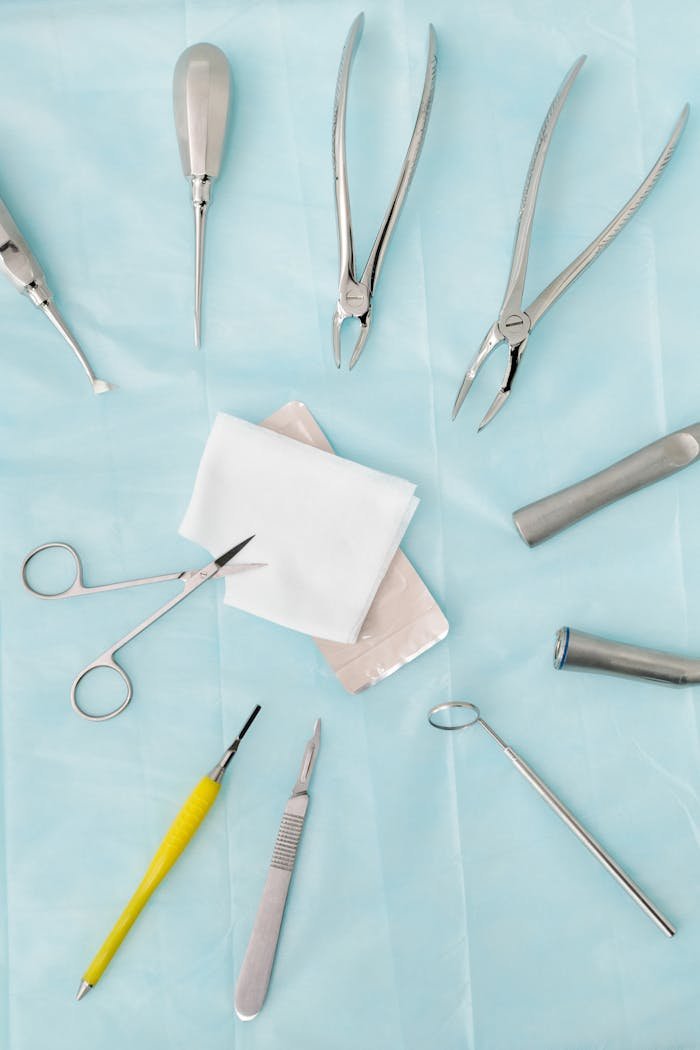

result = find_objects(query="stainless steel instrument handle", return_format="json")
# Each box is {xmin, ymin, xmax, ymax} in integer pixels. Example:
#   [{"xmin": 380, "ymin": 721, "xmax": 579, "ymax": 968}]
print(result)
[
  {"xmin": 360, "ymin": 24, "xmax": 437, "ymax": 299},
  {"xmin": 235, "ymin": 793, "xmax": 308, "ymax": 1021},
  {"xmin": 506, "ymin": 747, "xmax": 675, "ymax": 936},
  {"xmin": 500, "ymin": 56, "xmax": 585, "ymax": 322},
  {"xmin": 525, "ymin": 104, "xmax": 689, "ymax": 331},
  {"xmin": 555, "ymin": 626, "xmax": 700, "ymax": 686},
  {"xmin": 513, "ymin": 424, "xmax": 700, "ymax": 546}
]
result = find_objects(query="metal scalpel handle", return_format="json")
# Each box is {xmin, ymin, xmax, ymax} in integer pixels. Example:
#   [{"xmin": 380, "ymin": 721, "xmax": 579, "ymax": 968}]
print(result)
[
  {"xmin": 235, "ymin": 794, "xmax": 308, "ymax": 1021},
  {"xmin": 513, "ymin": 423, "xmax": 700, "ymax": 546},
  {"xmin": 555, "ymin": 627, "xmax": 700, "ymax": 686}
]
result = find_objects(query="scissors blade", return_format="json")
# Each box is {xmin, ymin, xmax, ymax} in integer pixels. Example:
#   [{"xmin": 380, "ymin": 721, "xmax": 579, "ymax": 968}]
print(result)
[
  {"xmin": 215, "ymin": 535, "xmax": 255, "ymax": 567},
  {"xmin": 216, "ymin": 561, "xmax": 266, "ymax": 577}
]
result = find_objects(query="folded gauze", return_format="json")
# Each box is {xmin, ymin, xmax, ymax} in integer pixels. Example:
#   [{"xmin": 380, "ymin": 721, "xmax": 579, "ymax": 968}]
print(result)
[{"xmin": 180, "ymin": 412, "xmax": 419, "ymax": 643}]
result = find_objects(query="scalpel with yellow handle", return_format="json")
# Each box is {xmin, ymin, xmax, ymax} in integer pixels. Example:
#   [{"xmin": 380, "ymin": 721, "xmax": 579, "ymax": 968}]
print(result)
[{"xmin": 76, "ymin": 704, "xmax": 261, "ymax": 1000}]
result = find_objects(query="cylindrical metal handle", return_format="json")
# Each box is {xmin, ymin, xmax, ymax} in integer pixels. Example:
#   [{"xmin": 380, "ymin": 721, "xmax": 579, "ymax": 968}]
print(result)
[
  {"xmin": 554, "ymin": 626, "xmax": 700, "ymax": 686},
  {"xmin": 506, "ymin": 747, "xmax": 675, "ymax": 936},
  {"xmin": 513, "ymin": 426, "xmax": 700, "ymax": 546}
]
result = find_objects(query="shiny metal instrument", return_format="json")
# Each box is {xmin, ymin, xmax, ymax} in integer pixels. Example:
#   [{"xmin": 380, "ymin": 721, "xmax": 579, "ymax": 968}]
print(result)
[
  {"xmin": 555, "ymin": 626, "xmax": 700, "ymax": 686},
  {"xmin": 513, "ymin": 422, "xmax": 700, "ymax": 546},
  {"xmin": 452, "ymin": 57, "xmax": 688, "ymax": 430},
  {"xmin": 428, "ymin": 700, "xmax": 675, "ymax": 937},
  {"xmin": 0, "ymin": 197, "xmax": 111, "ymax": 394},
  {"xmin": 235, "ymin": 718, "xmax": 321, "ymax": 1020},
  {"xmin": 21, "ymin": 536, "xmax": 262, "ymax": 722},
  {"xmin": 173, "ymin": 43, "xmax": 231, "ymax": 348},
  {"xmin": 332, "ymin": 13, "xmax": 437, "ymax": 369}
]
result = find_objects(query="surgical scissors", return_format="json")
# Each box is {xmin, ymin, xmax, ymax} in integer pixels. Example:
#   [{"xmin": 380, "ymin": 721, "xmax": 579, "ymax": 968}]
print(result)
[
  {"xmin": 21, "ymin": 536, "xmax": 262, "ymax": 722},
  {"xmin": 332, "ymin": 13, "xmax": 437, "ymax": 369},
  {"xmin": 428, "ymin": 700, "xmax": 675, "ymax": 936},
  {"xmin": 452, "ymin": 57, "xmax": 688, "ymax": 429}
]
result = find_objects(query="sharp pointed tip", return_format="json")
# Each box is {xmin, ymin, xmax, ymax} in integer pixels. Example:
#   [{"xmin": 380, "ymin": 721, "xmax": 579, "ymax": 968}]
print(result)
[
  {"xmin": 216, "ymin": 535, "xmax": 255, "ymax": 566},
  {"xmin": 348, "ymin": 339, "xmax": 366, "ymax": 370},
  {"xmin": 75, "ymin": 980, "xmax": 92, "ymax": 1001},
  {"xmin": 477, "ymin": 390, "xmax": 509, "ymax": 431},
  {"xmin": 452, "ymin": 388, "xmax": 467, "ymax": 420}
]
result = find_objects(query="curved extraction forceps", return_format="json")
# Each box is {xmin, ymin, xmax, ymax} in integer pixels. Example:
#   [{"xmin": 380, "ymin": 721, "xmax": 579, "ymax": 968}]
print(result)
[
  {"xmin": 21, "ymin": 536, "xmax": 262, "ymax": 722},
  {"xmin": 428, "ymin": 700, "xmax": 675, "ymax": 936},
  {"xmin": 452, "ymin": 56, "xmax": 689, "ymax": 430},
  {"xmin": 332, "ymin": 13, "xmax": 437, "ymax": 369},
  {"xmin": 0, "ymin": 197, "xmax": 111, "ymax": 394}
]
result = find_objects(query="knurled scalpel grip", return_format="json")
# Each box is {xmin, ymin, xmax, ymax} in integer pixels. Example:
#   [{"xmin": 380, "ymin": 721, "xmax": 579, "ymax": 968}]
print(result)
[{"xmin": 235, "ymin": 718, "xmax": 321, "ymax": 1020}]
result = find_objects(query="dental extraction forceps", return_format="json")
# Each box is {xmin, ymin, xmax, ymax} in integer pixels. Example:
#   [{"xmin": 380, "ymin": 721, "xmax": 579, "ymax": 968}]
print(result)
[
  {"xmin": 0, "ymin": 197, "xmax": 111, "ymax": 394},
  {"xmin": 332, "ymin": 13, "xmax": 437, "ymax": 369},
  {"xmin": 428, "ymin": 700, "xmax": 675, "ymax": 936},
  {"xmin": 452, "ymin": 56, "xmax": 688, "ymax": 429},
  {"xmin": 21, "ymin": 536, "xmax": 261, "ymax": 722}
]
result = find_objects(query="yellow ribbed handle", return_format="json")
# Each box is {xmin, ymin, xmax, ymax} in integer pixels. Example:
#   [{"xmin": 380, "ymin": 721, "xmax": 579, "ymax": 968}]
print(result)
[{"xmin": 83, "ymin": 776, "xmax": 220, "ymax": 988}]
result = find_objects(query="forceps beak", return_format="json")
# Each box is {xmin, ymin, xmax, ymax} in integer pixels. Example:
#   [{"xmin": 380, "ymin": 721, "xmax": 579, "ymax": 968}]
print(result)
[
  {"xmin": 332, "ymin": 307, "xmax": 343, "ymax": 368},
  {"xmin": 348, "ymin": 312, "xmax": 372, "ymax": 369},
  {"xmin": 332, "ymin": 307, "xmax": 372, "ymax": 370},
  {"xmin": 451, "ymin": 321, "xmax": 503, "ymax": 421},
  {"xmin": 476, "ymin": 336, "xmax": 528, "ymax": 431}
]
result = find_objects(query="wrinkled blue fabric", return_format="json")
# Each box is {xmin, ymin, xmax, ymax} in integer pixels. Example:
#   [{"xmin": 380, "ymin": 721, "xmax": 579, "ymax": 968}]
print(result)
[{"xmin": 1, "ymin": 0, "xmax": 700, "ymax": 1047}]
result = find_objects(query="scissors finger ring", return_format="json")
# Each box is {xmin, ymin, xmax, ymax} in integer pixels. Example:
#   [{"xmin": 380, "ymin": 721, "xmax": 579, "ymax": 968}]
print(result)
[{"xmin": 71, "ymin": 655, "xmax": 133, "ymax": 723}]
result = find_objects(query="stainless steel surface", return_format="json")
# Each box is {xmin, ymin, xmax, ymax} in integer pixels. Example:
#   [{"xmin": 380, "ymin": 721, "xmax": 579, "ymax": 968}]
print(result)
[
  {"xmin": 0, "ymin": 196, "xmax": 111, "ymax": 394},
  {"xmin": 331, "ymin": 13, "xmax": 437, "ymax": 368},
  {"xmin": 173, "ymin": 42, "xmax": 231, "ymax": 348},
  {"xmin": 451, "ymin": 56, "xmax": 688, "ymax": 429},
  {"xmin": 75, "ymin": 980, "xmax": 91, "ymax": 1001},
  {"xmin": 428, "ymin": 700, "xmax": 675, "ymax": 936},
  {"xmin": 555, "ymin": 626, "xmax": 700, "ymax": 686},
  {"xmin": 235, "ymin": 719, "xmax": 321, "ymax": 1021},
  {"xmin": 21, "ymin": 537, "xmax": 260, "ymax": 721},
  {"xmin": 513, "ymin": 423, "xmax": 700, "ymax": 546}
]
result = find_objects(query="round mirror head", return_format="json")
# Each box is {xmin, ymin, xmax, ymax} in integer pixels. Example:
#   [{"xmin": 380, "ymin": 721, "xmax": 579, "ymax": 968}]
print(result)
[{"xmin": 427, "ymin": 701, "xmax": 480, "ymax": 731}]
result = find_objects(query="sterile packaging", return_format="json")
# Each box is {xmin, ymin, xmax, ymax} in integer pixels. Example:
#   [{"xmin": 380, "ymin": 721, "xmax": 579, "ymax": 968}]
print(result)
[{"xmin": 262, "ymin": 402, "xmax": 448, "ymax": 693}]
